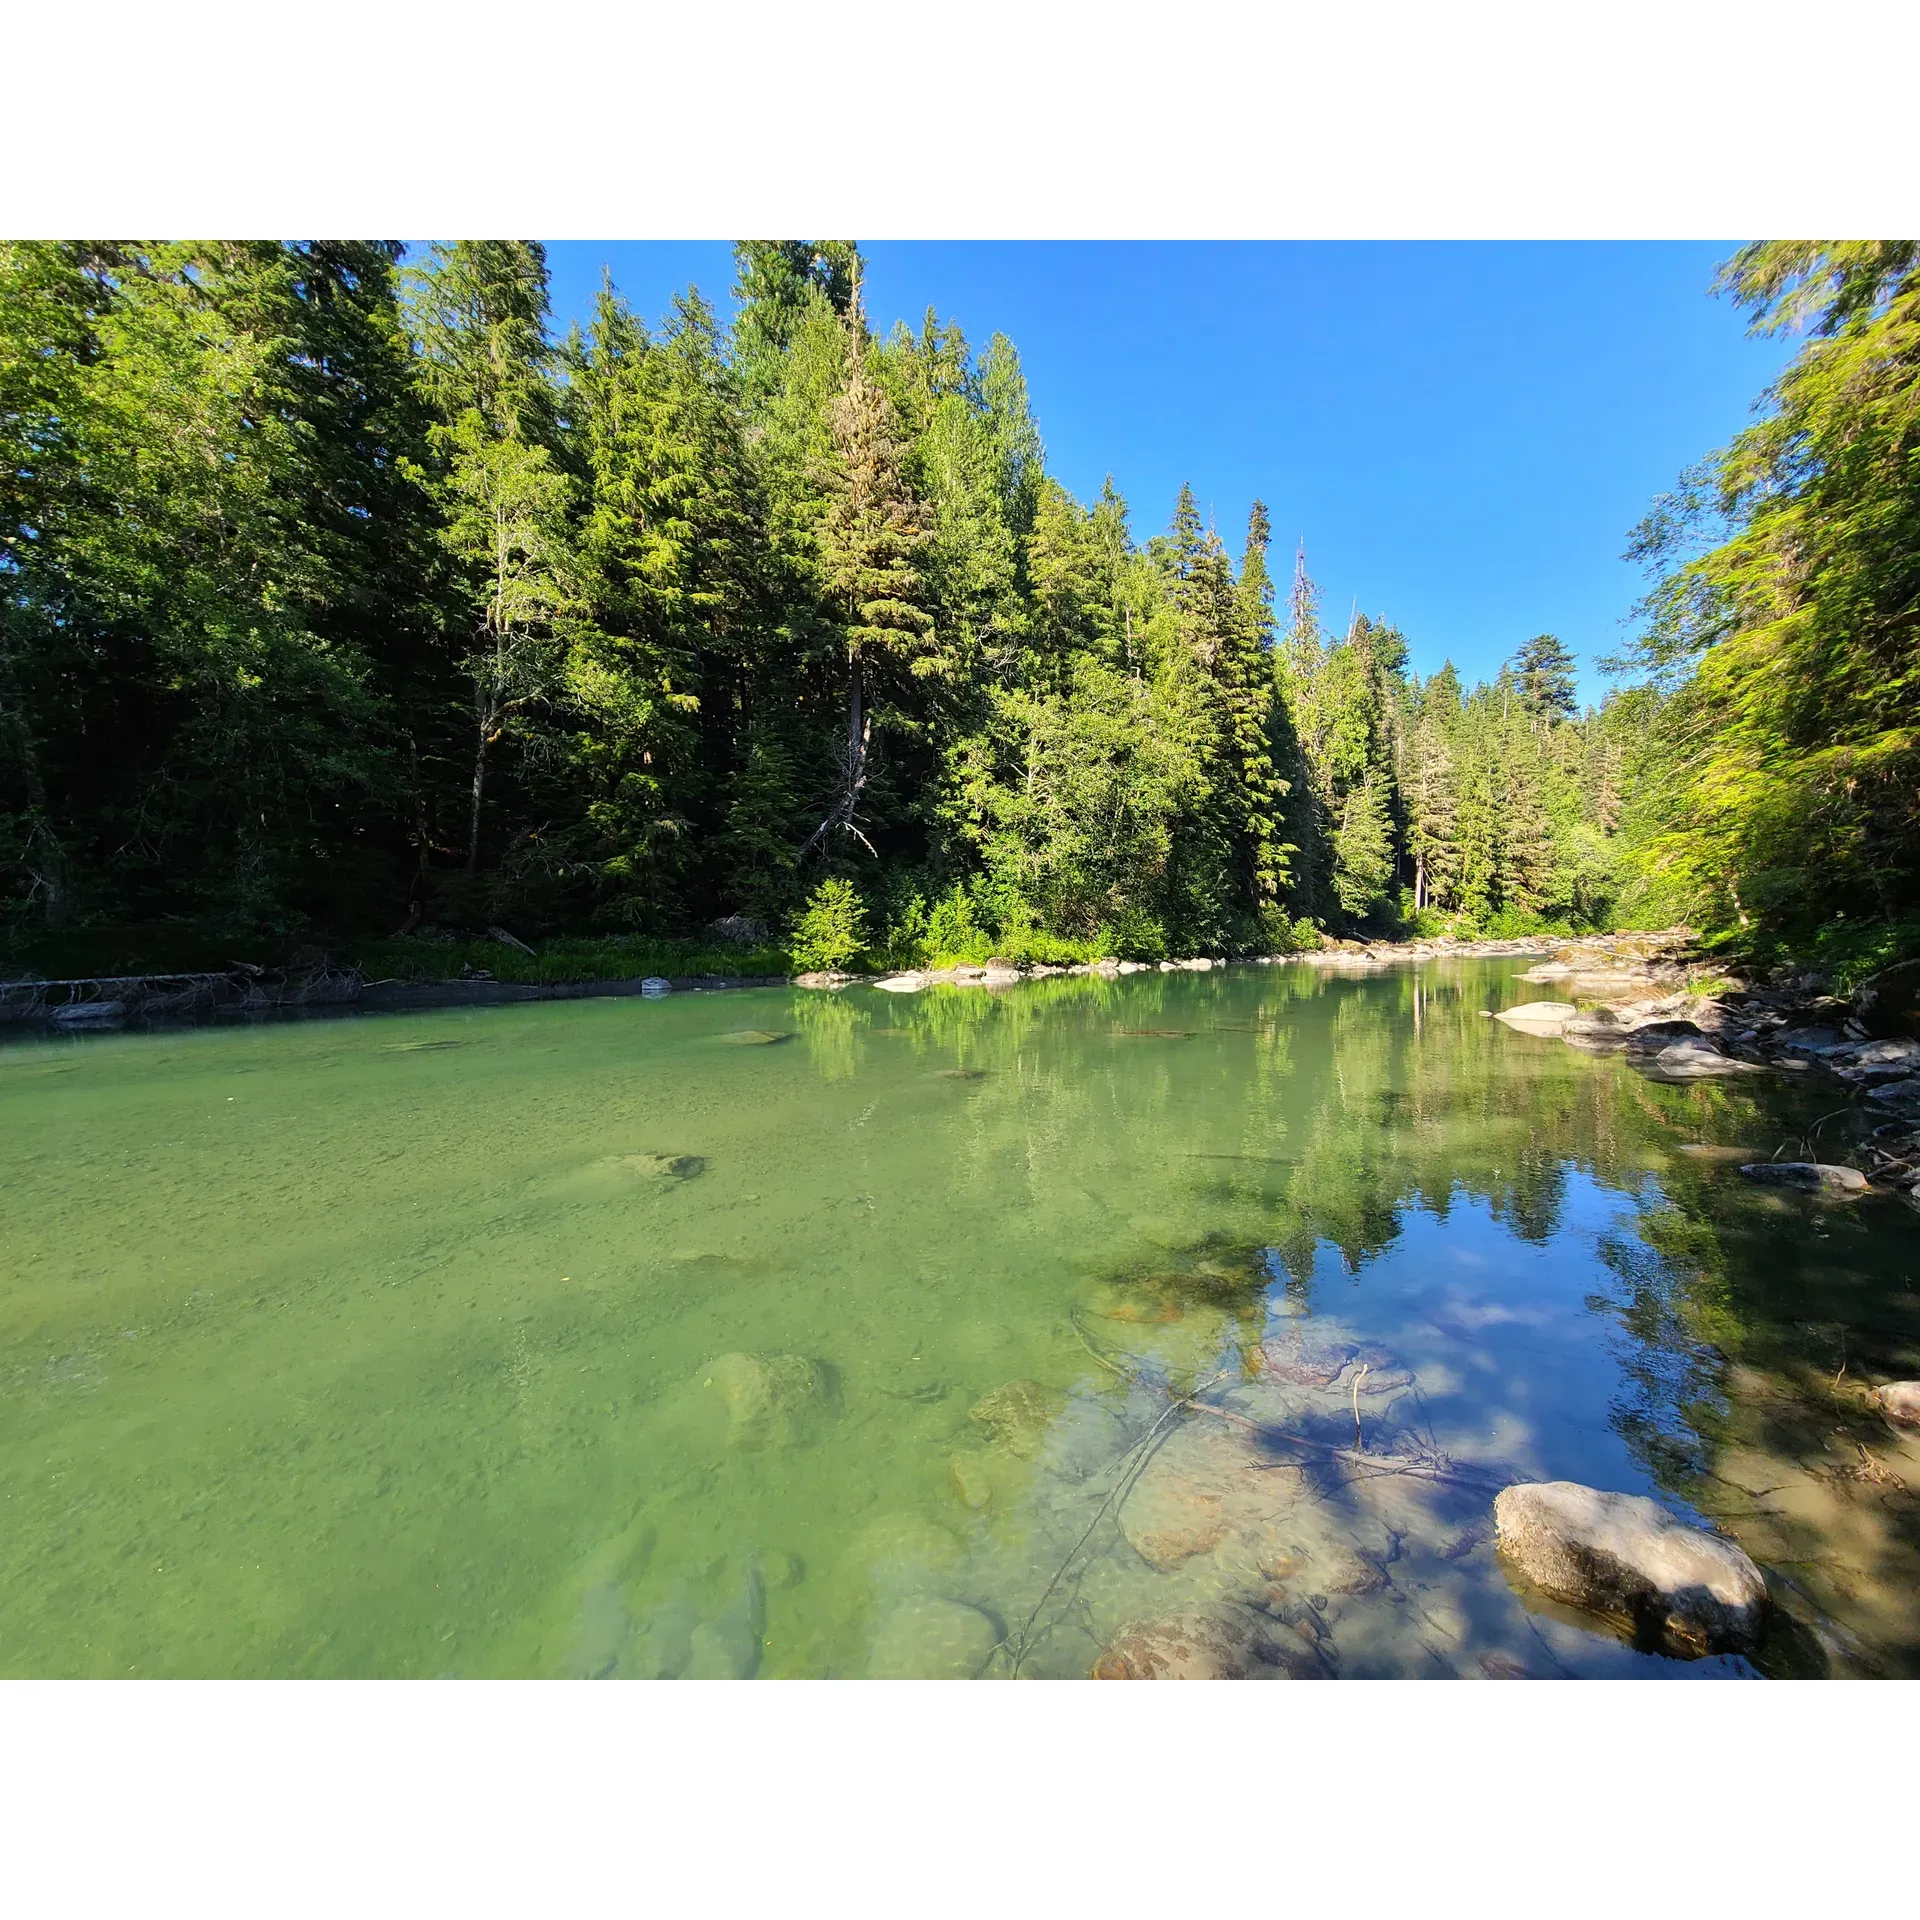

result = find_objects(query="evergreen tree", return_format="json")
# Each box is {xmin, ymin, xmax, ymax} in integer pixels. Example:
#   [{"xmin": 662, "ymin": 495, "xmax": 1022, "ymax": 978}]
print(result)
[
  {"xmin": 1514, "ymin": 632, "xmax": 1578, "ymax": 720},
  {"xmin": 808, "ymin": 276, "xmax": 936, "ymax": 857}
]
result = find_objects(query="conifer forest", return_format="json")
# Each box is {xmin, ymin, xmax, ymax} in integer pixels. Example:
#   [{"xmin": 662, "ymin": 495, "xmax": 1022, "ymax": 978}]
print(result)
[{"xmin": 2, "ymin": 240, "xmax": 1915, "ymax": 980}]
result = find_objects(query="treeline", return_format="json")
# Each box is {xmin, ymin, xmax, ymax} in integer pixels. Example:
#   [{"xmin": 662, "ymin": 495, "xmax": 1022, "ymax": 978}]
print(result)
[{"xmin": 2, "ymin": 240, "xmax": 1908, "ymax": 972}]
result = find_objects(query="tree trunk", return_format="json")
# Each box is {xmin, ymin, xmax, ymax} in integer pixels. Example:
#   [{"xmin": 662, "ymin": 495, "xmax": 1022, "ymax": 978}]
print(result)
[{"xmin": 467, "ymin": 695, "xmax": 491, "ymax": 875}]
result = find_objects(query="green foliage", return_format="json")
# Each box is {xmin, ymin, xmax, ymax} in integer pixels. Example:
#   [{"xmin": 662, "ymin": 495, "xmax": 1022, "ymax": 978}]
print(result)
[
  {"xmin": 355, "ymin": 932, "xmax": 790, "ymax": 983},
  {"xmin": 16, "ymin": 234, "xmax": 1900, "ymax": 980},
  {"xmin": 789, "ymin": 876, "xmax": 869, "ymax": 971},
  {"xmin": 1618, "ymin": 242, "xmax": 1920, "ymax": 950}
]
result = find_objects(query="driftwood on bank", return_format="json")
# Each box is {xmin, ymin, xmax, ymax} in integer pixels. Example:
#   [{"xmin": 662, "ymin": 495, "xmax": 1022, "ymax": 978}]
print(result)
[{"xmin": 0, "ymin": 964, "xmax": 363, "ymax": 1028}]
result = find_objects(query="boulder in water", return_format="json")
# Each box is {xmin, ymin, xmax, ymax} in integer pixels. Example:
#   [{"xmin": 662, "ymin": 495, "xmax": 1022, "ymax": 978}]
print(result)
[
  {"xmin": 1737, "ymin": 1161, "xmax": 1868, "ymax": 1194},
  {"xmin": 1120, "ymin": 1417, "xmax": 1308, "ymax": 1570},
  {"xmin": 1494, "ymin": 1480, "xmax": 1768, "ymax": 1657},
  {"xmin": 1642, "ymin": 1040, "xmax": 1768, "ymax": 1081},
  {"xmin": 968, "ymin": 1379, "xmax": 1064, "ymax": 1457},
  {"xmin": 1260, "ymin": 1328, "xmax": 1355, "ymax": 1387},
  {"xmin": 699, "ymin": 1351, "xmax": 835, "ymax": 1449},
  {"xmin": 1494, "ymin": 1001, "xmax": 1580, "ymax": 1034},
  {"xmin": 625, "ymin": 1151, "xmax": 706, "ymax": 1181},
  {"xmin": 1622, "ymin": 1018, "xmax": 1706, "ymax": 1051},
  {"xmin": 873, "ymin": 972, "xmax": 931, "ymax": 993},
  {"xmin": 1091, "ymin": 1603, "xmax": 1278, "ymax": 1679},
  {"xmin": 866, "ymin": 1596, "xmax": 999, "ymax": 1678}
]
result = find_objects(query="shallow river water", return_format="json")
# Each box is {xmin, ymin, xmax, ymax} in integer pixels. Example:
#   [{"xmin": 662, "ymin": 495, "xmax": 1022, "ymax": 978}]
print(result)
[{"xmin": 3, "ymin": 960, "xmax": 1916, "ymax": 1678}]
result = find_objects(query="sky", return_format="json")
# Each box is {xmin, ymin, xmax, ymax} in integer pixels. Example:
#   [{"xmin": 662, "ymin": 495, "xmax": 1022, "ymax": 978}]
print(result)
[{"xmin": 537, "ymin": 241, "xmax": 1793, "ymax": 705}]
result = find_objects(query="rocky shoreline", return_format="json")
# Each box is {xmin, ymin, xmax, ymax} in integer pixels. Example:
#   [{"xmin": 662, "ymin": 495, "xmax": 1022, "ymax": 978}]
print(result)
[{"xmin": 1471, "ymin": 936, "xmax": 1920, "ymax": 1208}]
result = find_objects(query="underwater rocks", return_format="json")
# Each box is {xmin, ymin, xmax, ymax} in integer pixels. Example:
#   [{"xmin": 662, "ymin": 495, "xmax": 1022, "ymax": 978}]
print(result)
[
  {"xmin": 969, "ymin": 1379, "xmax": 1066, "ymax": 1458},
  {"xmin": 1119, "ymin": 1419, "xmax": 1310, "ymax": 1570},
  {"xmin": 1736, "ymin": 1161, "xmax": 1870, "ymax": 1194},
  {"xmin": 1260, "ymin": 1328, "xmax": 1356, "ymax": 1387},
  {"xmin": 699, "ymin": 1351, "xmax": 836, "ymax": 1450},
  {"xmin": 865, "ymin": 1595, "xmax": 1000, "ymax": 1679},
  {"xmin": 625, "ymin": 1151, "xmax": 706, "ymax": 1181},
  {"xmin": 1874, "ymin": 1381, "xmax": 1920, "ymax": 1425},
  {"xmin": 1493, "ymin": 1481, "xmax": 1769, "ymax": 1658},
  {"xmin": 1091, "ymin": 1603, "xmax": 1295, "ymax": 1679}
]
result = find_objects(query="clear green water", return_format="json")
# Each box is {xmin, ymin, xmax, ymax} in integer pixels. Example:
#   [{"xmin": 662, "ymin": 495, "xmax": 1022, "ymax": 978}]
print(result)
[{"xmin": 3, "ymin": 962, "xmax": 1916, "ymax": 1678}]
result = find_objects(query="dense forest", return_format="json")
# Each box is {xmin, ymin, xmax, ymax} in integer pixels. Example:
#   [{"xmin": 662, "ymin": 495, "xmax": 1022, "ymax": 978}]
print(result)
[{"xmin": 1, "ymin": 240, "xmax": 1914, "ymax": 977}]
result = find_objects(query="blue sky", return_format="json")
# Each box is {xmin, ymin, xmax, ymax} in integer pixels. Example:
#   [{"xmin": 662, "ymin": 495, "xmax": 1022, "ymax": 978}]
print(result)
[{"xmin": 539, "ymin": 241, "xmax": 1791, "ymax": 705}]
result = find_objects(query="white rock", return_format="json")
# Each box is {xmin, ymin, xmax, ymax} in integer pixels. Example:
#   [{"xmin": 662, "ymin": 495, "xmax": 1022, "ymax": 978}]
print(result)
[
  {"xmin": 639, "ymin": 977, "xmax": 671, "ymax": 995},
  {"xmin": 1494, "ymin": 1481, "xmax": 1768, "ymax": 1656},
  {"xmin": 1494, "ymin": 1001, "xmax": 1580, "ymax": 1032},
  {"xmin": 1116, "ymin": 960, "xmax": 1146, "ymax": 974},
  {"xmin": 1873, "ymin": 1381, "xmax": 1920, "ymax": 1425},
  {"xmin": 873, "ymin": 972, "xmax": 931, "ymax": 993}
]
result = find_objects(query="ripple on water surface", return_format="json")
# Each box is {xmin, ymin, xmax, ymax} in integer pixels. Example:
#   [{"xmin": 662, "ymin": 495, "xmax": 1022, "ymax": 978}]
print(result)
[{"xmin": 1, "ymin": 961, "xmax": 1915, "ymax": 1677}]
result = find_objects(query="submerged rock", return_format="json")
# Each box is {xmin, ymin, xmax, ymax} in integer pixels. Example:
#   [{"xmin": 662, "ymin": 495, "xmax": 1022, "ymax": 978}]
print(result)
[
  {"xmin": 853, "ymin": 1514, "xmax": 966, "ymax": 1594},
  {"xmin": 686, "ymin": 1559, "xmax": 766, "ymax": 1679},
  {"xmin": 1874, "ymin": 1381, "xmax": 1920, "ymax": 1425},
  {"xmin": 1737, "ymin": 1161, "xmax": 1869, "ymax": 1193},
  {"xmin": 563, "ymin": 1580, "xmax": 634, "ymax": 1679},
  {"xmin": 1120, "ymin": 1417, "xmax": 1309, "ymax": 1570},
  {"xmin": 866, "ymin": 1596, "xmax": 999, "ymax": 1678},
  {"xmin": 625, "ymin": 1151, "xmax": 706, "ymax": 1181},
  {"xmin": 716, "ymin": 1028, "xmax": 791, "ymax": 1045},
  {"xmin": 1260, "ymin": 1328, "xmax": 1355, "ymax": 1387},
  {"xmin": 1493, "ymin": 1480, "xmax": 1768, "ymax": 1657},
  {"xmin": 699, "ymin": 1351, "xmax": 835, "ymax": 1449},
  {"xmin": 968, "ymin": 1379, "xmax": 1064, "ymax": 1457},
  {"xmin": 946, "ymin": 1450, "xmax": 994, "ymax": 1511},
  {"xmin": 1091, "ymin": 1604, "xmax": 1279, "ymax": 1679}
]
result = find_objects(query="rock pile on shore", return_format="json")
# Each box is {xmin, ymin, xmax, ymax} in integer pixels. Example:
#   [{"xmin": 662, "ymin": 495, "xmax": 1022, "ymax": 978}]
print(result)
[{"xmin": 1481, "ymin": 938, "xmax": 1920, "ymax": 1207}]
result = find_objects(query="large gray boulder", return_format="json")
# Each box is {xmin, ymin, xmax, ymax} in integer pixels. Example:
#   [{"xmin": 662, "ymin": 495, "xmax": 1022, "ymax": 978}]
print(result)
[
  {"xmin": 1853, "ymin": 958, "xmax": 1920, "ymax": 1038},
  {"xmin": 1494, "ymin": 1001, "xmax": 1580, "ymax": 1034},
  {"xmin": 1494, "ymin": 1481, "xmax": 1768, "ymax": 1657},
  {"xmin": 1737, "ymin": 1161, "xmax": 1869, "ymax": 1193},
  {"xmin": 1642, "ymin": 1040, "xmax": 1768, "ymax": 1081}
]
